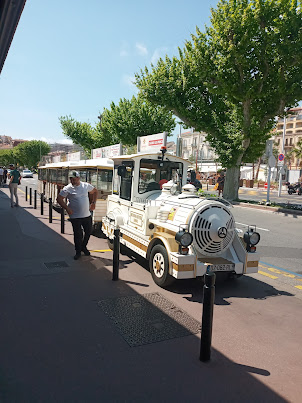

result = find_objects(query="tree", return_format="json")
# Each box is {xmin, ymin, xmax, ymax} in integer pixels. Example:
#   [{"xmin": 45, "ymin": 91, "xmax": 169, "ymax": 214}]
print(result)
[
  {"xmin": 136, "ymin": 0, "xmax": 302, "ymax": 200},
  {"xmin": 59, "ymin": 116, "xmax": 101, "ymax": 154},
  {"xmin": 13, "ymin": 141, "xmax": 50, "ymax": 168},
  {"xmin": 0, "ymin": 149, "xmax": 15, "ymax": 166},
  {"xmin": 100, "ymin": 96, "xmax": 175, "ymax": 146},
  {"xmin": 60, "ymin": 96, "xmax": 176, "ymax": 153}
]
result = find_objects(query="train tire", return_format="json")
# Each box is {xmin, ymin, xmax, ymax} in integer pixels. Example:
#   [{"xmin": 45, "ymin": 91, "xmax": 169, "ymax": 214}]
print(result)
[{"xmin": 149, "ymin": 245, "xmax": 174, "ymax": 287}]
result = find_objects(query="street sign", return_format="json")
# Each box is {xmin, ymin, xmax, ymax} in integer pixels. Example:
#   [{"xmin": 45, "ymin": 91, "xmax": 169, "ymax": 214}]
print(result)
[
  {"xmin": 278, "ymin": 153, "xmax": 285, "ymax": 162},
  {"xmin": 268, "ymin": 155, "xmax": 276, "ymax": 168}
]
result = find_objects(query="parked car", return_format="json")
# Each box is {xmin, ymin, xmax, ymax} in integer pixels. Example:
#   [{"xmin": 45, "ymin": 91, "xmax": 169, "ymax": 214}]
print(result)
[{"xmin": 22, "ymin": 169, "xmax": 34, "ymax": 178}]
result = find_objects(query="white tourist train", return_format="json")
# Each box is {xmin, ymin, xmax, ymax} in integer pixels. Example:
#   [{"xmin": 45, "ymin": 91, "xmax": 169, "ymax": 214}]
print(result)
[{"xmin": 102, "ymin": 145, "xmax": 260, "ymax": 287}]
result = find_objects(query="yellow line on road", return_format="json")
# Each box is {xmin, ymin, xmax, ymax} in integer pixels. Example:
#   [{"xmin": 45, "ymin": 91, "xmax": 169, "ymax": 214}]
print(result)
[
  {"xmin": 258, "ymin": 270, "xmax": 278, "ymax": 279},
  {"xmin": 90, "ymin": 249, "xmax": 111, "ymax": 253},
  {"xmin": 268, "ymin": 268, "xmax": 282, "ymax": 274},
  {"xmin": 295, "ymin": 285, "xmax": 302, "ymax": 290}
]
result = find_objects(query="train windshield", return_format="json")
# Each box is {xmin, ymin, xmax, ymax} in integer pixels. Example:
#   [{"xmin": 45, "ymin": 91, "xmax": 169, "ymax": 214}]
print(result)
[{"xmin": 138, "ymin": 159, "xmax": 183, "ymax": 194}]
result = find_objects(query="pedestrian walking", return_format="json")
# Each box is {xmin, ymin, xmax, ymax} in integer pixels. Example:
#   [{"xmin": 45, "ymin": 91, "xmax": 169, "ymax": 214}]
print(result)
[
  {"xmin": 57, "ymin": 171, "xmax": 98, "ymax": 260},
  {"xmin": 217, "ymin": 172, "xmax": 225, "ymax": 197},
  {"xmin": 3, "ymin": 167, "xmax": 7, "ymax": 184},
  {"xmin": 0, "ymin": 166, "xmax": 3, "ymax": 186},
  {"xmin": 9, "ymin": 164, "xmax": 21, "ymax": 207}
]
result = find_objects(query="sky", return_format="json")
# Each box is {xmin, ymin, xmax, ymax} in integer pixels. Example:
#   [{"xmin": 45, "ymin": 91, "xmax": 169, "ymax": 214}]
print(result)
[{"xmin": 0, "ymin": 0, "xmax": 218, "ymax": 145}]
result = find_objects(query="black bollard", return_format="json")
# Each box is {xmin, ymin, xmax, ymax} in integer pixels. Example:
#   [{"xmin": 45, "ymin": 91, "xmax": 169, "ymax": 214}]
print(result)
[
  {"xmin": 29, "ymin": 188, "xmax": 32, "ymax": 205},
  {"xmin": 199, "ymin": 271, "xmax": 216, "ymax": 362},
  {"xmin": 60, "ymin": 208, "xmax": 65, "ymax": 234},
  {"xmin": 49, "ymin": 198, "xmax": 53, "ymax": 223},
  {"xmin": 34, "ymin": 190, "xmax": 37, "ymax": 209},
  {"xmin": 112, "ymin": 228, "xmax": 120, "ymax": 281},
  {"xmin": 25, "ymin": 186, "xmax": 28, "ymax": 202},
  {"xmin": 40, "ymin": 193, "xmax": 44, "ymax": 215}
]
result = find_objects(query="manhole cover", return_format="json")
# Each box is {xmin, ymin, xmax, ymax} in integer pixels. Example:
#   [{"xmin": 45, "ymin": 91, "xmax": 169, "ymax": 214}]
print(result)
[
  {"xmin": 98, "ymin": 292, "xmax": 201, "ymax": 347},
  {"xmin": 44, "ymin": 261, "xmax": 69, "ymax": 269}
]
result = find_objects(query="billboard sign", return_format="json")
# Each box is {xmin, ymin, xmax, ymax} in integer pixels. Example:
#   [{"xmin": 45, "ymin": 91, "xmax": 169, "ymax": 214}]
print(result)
[
  {"xmin": 137, "ymin": 132, "xmax": 167, "ymax": 154},
  {"xmin": 92, "ymin": 143, "xmax": 122, "ymax": 159},
  {"xmin": 67, "ymin": 151, "xmax": 81, "ymax": 161}
]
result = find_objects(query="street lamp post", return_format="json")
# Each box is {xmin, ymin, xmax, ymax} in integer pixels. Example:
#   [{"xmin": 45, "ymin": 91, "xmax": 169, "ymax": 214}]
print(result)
[{"xmin": 278, "ymin": 115, "xmax": 286, "ymax": 197}]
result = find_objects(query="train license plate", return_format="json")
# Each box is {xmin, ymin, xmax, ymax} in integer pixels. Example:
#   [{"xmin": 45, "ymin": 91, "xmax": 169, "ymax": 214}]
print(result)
[{"xmin": 207, "ymin": 264, "xmax": 234, "ymax": 272}]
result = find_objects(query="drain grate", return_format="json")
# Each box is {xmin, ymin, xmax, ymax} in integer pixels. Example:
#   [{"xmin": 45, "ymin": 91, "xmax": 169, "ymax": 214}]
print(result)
[
  {"xmin": 98, "ymin": 292, "xmax": 201, "ymax": 347},
  {"xmin": 44, "ymin": 261, "xmax": 69, "ymax": 269}
]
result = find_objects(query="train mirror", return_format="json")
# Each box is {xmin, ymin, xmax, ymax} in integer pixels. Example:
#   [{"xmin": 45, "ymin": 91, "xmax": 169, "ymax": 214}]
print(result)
[{"xmin": 117, "ymin": 165, "xmax": 126, "ymax": 178}]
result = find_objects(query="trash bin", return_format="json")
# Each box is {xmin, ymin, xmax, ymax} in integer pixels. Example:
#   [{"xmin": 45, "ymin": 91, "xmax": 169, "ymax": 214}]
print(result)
[
  {"xmin": 246, "ymin": 179, "xmax": 254, "ymax": 188},
  {"xmin": 239, "ymin": 179, "xmax": 244, "ymax": 187}
]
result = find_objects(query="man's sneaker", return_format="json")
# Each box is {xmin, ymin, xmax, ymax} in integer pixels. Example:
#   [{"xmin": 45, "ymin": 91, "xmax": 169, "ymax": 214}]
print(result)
[
  {"xmin": 15, "ymin": 204, "xmax": 19, "ymax": 207},
  {"xmin": 74, "ymin": 253, "xmax": 81, "ymax": 260},
  {"xmin": 82, "ymin": 248, "xmax": 90, "ymax": 256}
]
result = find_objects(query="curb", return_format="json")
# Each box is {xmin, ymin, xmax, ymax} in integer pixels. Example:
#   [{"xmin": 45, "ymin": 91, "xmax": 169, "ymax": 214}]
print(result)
[{"xmin": 233, "ymin": 201, "xmax": 302, "ymax": 216}]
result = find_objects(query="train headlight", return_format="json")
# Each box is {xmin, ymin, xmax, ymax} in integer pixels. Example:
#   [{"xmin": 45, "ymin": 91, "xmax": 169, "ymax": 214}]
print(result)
[
  {"xmin": 243, "ymin": 227, "xmax": 260, "ymax": 252},
  {"xmin": 175, "ymin": 230, "xmax": 193, "ymax": 247}
]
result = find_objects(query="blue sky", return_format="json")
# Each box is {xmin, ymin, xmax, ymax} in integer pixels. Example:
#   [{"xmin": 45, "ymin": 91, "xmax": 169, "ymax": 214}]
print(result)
[{"xmin": 0, "ymin": 0, "xmax": 218, "ymax": 144}]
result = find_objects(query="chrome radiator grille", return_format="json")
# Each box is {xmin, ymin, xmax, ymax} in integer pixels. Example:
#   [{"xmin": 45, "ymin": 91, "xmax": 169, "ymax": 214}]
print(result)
[{"xmin": 189, "ymin": 204, "xmax": 235, "ymax": 256}]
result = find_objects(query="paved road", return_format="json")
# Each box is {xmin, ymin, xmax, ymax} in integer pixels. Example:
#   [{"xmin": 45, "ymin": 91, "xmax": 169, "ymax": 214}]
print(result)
[
  {"xmin": 0, "ymin": 185, "xmax": 302, "ymax": 402},
  {"xmin": 232, "ymin": 205, "xmax": 302, "ymax": 298}
]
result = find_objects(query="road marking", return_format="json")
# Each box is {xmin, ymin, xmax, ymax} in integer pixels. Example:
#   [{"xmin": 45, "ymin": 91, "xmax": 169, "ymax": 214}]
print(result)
[
  {"xmin": 260, "ymin": 261, "xmax": 302, "ymax": 278},
  {"xmin": 295, "ymin": 286, "xmax": 302, "ymax": 290},
  {"xmin": 258, "ymin": 270, "xmax": 278, "ymax": 279},
  {"xmin": 268, "ymin": 268, "xmax": 282, "ymax": 274},
  {"xmin": 235, "ymin": 222, "xmax": 270, "ymax": 232},
  {"xmin": 90, "ymin": 249, "xmax": 111, "ymax": 253}
]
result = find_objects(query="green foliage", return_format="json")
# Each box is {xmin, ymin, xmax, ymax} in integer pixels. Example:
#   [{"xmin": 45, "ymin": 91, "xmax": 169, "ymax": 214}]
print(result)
[
  {"xmin": 59, "ymin": 116, "xmax": 102, "ymax": 154},
  {"xmin": 13, "ymin": 141, "xmax": 50, "ymax": 168},
  {"xmin": 135, "ymin": 0, "xmax": 302, "ymax": 170},
  {"xmin": 60, "ymin": 96, "xmax": 175, "ymax": 152},
  {"xmin": 100, "ymin": 96, "xmax": 175, "ymax": 146},
  {"xmin": 0, "ymin": 149, "xmax": 15, "ymax": 166}
]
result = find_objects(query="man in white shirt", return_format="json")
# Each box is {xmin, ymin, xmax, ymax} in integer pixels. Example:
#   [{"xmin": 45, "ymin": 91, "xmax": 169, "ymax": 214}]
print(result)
[{"xmin": 57, "ymin": 171, "xmax": 98, "ymax": 260}]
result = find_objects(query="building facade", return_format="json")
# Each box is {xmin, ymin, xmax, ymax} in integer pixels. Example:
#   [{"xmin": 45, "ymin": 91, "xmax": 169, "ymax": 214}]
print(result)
[
  {"xmin": 275, "ymin": 107, "xmax": 302, "ymax": 169},
  {"xmin": 180, "ymin": 129, "xmax": 219, "ymax": 173}
]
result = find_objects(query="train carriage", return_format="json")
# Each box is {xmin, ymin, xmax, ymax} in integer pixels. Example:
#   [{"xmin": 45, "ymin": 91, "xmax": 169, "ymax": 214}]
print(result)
[{"xmin": 38, "ymin": 158, "xmax": 113, "ymax": 227}]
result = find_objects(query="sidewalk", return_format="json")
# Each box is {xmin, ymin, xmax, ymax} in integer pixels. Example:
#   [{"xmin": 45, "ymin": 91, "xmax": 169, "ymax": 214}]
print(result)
[{"xmin": 0, "ymin": 187, "xmax": 301, "ymax": 402}]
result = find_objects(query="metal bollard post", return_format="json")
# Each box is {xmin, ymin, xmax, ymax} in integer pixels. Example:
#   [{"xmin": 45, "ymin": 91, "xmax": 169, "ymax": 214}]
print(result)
[
  {"xmin": 49, "ymin": 198, "xmax": 53, "ymax": 223},
  {"xmin": 40, "ymin": 193, "xmax": 44, "ymax": 215},
  {"xmin": 29, "ymin": 188, "xmax": 32, "ymax": 205},
  {"xmin": 34, "ymin": 190, "xmax": 37, "ymax": 209},
  {"xmin": 60, "ymin": 208, "xmax": 65, "ymax": 234},
  {"xmin": 199, "ymin": 271, "xmax": 216, "ymax": 362},
  {"xmin": 25, "ymin": 186, "xmax": 28, "ymax": 201},
  {"xmin": 112, "ymin": 228, "xmax": 120, "ymax": 281}
]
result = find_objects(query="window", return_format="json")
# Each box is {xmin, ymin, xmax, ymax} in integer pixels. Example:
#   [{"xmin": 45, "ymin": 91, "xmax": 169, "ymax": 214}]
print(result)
[
  {"xmin": 138, "ymin": 159, "xmax": 183, "ymax": 194},
  {"xmin": 113, "ymin": 161, "xmax": 133, "ymax": 201},
  {"xmin": 285, "ymin": 139, "xmax": 288, "ymax": 146},
  {"xmin": 97, "ymin": 169, "xmax": 112, "ymax": 192},
  {"xmin": 183, "ymin": 140, "xmax": 187, "ymax": 147},
  {"xmin": 290, "ymin": 138, "xmax": 293, "ymax": 146}
]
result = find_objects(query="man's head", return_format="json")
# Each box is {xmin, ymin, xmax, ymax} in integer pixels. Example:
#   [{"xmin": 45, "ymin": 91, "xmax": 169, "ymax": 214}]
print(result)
[
  {"xmin": 69, "ymin": 171, "xmax": 80, "ymax": 186},
  {"xmin": 9, "ymin": 164, "xmax": 14, "ymax": 169}
]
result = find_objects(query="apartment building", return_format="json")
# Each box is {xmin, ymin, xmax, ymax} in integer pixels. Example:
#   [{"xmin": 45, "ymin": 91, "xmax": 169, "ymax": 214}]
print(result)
[
  {"xmin": 180, "ymin": 129, "xmax": 218, "ymax": 172},
  {"xmin": 275, "ymin": 107, "xmax": 302, "ymax": 169}
]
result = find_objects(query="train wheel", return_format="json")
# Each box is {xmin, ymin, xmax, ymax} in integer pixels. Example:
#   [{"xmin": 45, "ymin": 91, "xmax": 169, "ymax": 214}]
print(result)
[{"xmin": 149, "ymin": 245, "xmax": 174, "ymax": 287}]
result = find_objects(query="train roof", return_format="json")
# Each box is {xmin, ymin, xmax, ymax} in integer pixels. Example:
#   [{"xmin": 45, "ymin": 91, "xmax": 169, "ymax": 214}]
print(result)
[
  {"xmin": 42, "ymin": 158, "xmax": 113, "ymax": 169},
  {"xmin": 110, "ymin": 153, "xmax": 188, "ymax": 164}
]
